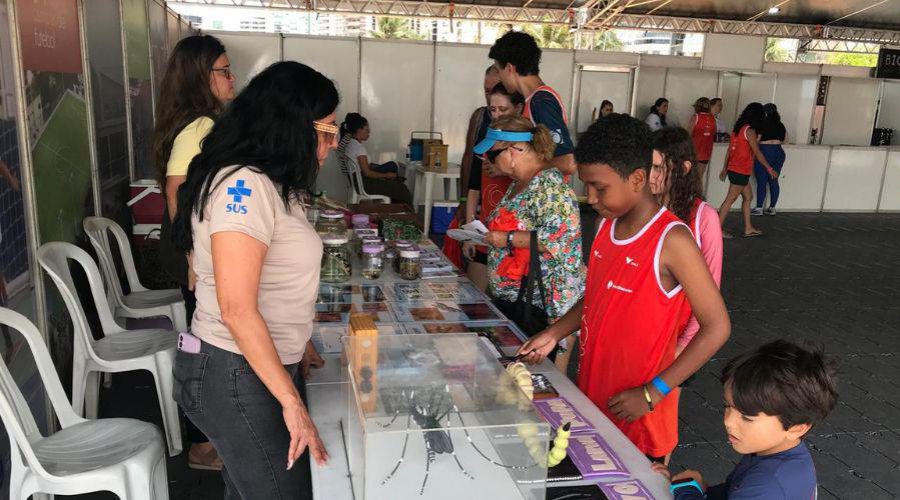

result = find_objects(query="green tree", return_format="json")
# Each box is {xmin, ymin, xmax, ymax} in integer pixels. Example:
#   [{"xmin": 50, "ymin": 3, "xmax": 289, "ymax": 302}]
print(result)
[
  {"xmin": 372, "ymin": 17, "xmax": 425, "ymax": 40},
  {"xmin": 593, "ymin": 30, "xmax": 623, "ymax": 51},
  {"xmin": 765, "ymin": 38, "xmax": 792, "ymax": 62},
  {"xmin": 521, "ymin": 23, "xmax": 573, "ymax": 49},
  {"xmin": 825, "ymin": 52, "xmax": 878, "ymax": 67}
]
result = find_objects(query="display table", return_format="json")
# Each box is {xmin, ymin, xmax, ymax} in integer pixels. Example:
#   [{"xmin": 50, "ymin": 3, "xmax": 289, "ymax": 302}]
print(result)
[{"xmin": 306, "ymin": 236, "xmax": 670, "ymax": 499}]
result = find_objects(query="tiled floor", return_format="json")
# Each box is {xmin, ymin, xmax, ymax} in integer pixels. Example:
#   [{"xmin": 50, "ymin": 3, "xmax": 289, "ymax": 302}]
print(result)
[{"xmin": 66, "ymin": 213, "xmax": 900, "ymax": 499}]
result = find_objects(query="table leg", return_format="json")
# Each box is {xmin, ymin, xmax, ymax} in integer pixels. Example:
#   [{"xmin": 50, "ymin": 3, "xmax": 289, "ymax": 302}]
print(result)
[{"xmin": 423, "ymin": 173, "xmax": 434, "ymax": 236}]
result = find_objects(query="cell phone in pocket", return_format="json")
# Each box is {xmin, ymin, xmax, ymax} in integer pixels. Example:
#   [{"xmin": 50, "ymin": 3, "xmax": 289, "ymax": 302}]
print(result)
[{"xmin": 178, "ymin": 332, "xmax": 201, "ymax": 353}]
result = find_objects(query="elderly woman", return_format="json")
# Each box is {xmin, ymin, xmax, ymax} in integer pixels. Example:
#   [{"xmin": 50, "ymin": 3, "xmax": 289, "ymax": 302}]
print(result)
[
  {"xmin": 171, "ymin": 61, "xmax": 337, "ymax": 497},
  {"xmin": 474, "ymin": 114, "xmax": 585, "ymax": 371}
]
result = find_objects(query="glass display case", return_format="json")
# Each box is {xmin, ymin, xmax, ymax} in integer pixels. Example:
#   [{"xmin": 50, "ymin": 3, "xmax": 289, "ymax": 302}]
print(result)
[{"xmin": 342, "ymin": 334, "xmax": 549, "ymax": 500}]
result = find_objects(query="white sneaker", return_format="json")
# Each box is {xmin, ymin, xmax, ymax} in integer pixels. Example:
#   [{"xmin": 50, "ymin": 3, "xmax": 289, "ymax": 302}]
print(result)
[
  {"xmin": 751, "ymin": 208, "xmax": 763, "ymax": 216},
  {"xmin": 764, "ymin": 208, "xmax": 776, "ymax": 216}
]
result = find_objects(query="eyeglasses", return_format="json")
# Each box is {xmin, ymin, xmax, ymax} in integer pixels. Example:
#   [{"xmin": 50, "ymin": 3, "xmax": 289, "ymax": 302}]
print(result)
[
  {"xmin": 482, "ymin": 145, "xmax": 525, "ymax": 163},
  {"xmin": 211, "ymin": 67, "xmax": 233, "ymax": 79},
  {"xmin": 314, "ymin": 121, "xmax": 340, "ymax": 143}
]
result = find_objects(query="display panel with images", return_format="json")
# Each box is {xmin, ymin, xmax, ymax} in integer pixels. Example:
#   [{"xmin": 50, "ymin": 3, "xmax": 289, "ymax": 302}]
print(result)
[
  {"xmin": 392, "ymin": 300, "xmax": 502, "ymax": 323},
  {"xmin": 14, "ymin": 0, "xmax": 95, "ymax": 396}
]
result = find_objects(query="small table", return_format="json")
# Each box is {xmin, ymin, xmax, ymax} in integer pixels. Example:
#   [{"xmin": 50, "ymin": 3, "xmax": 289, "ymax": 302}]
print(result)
[{"xmin": 407, "ymin": 162, "xmax": 461, "ymax": 234}]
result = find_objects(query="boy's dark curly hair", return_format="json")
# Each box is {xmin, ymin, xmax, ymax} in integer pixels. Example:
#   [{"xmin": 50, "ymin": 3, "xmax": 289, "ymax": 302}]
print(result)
[
  {"xmin": 722, "ymin": 340, "xmax": 839, "ymax": 430},
  {"xmin": 575, "ymin": 113, "xmax": 652, "ymax": 178},
  {"xmin": 489, "ymin": 31, "xmax": 541, "ymax": 76},
  {"xmin": 650, "ymin": 127, "xmax": 704, "ymax": 222}
]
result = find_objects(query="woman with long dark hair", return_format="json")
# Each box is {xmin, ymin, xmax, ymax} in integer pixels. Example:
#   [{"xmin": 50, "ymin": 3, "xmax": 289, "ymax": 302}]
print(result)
[
  {"xmin": 649, "ymin": 127, "xmax": 722, "ymax": 355},
  {"xmin": 717, "ymin": 102, "xmax": 778, "ymax": 237},
  {"xmin": 753, "ymin": 103, "xmax": 787, "ymax": 216},
  {"xmin": 171, "ymin": 61, "xmax": 338, "ymax": 496},
  {"xmin": 151, "ymin": 33, "xmax": 233, "ymax": 471},
  {"xmin": 645, "ymin": 97, "xmax": 669, "ymax": 131}
]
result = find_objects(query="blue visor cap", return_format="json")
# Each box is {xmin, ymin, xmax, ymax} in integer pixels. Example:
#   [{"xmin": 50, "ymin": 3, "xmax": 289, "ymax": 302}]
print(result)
[{"xmin": 473, "ymin": 128, "xmax": 534, "ymax": 155}]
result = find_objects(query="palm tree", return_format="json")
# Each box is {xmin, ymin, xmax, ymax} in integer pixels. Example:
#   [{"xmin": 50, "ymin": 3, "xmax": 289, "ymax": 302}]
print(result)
[
  {"xmin": 372, "ymin": 17, "xmax": 426, "ymax": 40},
  {"xmin": 593, "ymin": 30, "xmax": 623, "ymax": 51},
  {"xmin": 520, "ymin": 24, "xmax": 573, "ymax": 49}
]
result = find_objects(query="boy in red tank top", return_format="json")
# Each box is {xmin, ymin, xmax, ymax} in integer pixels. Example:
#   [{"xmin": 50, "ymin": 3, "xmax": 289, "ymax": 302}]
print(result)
[{"xmin": 518, "ymin": 114, "xmax": 731, "ymax": 461}]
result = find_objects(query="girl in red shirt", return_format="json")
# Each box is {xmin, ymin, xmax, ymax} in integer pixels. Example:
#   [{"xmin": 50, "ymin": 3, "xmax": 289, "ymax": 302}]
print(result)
[
  {"xmin": 717, "ymin": 103, "xmax": 778, "ymax": 238},
  {"xmin": 689, "ymin": 97, "xmax": 716, "ymax": 184}
]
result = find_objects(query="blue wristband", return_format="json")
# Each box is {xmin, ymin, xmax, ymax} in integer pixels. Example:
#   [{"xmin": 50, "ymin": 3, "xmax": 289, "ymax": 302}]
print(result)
[
  {"xmin": 652, "ymin": 376, "xmax": 672, "ymax": 397},
  {"xmin": 670, "ymin": 479, "xmax": 704, "ymax": 495}
]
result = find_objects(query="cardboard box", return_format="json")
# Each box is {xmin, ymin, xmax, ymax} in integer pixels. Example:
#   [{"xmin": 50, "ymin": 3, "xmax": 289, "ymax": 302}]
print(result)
[{"xmin": 424, "ymin": 142, "xmax": 449, "ymax": 169}]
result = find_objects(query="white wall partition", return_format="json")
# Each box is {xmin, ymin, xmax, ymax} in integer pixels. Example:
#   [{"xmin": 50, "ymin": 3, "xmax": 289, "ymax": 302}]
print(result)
[
  {"xmin": 774, "ymin": 145, "xmax": 831, "ymax": 211},
  {"xmin": 821, "ymin": 77, "xmax": 880, "ymax": 146},
  {"xmin": 736, "ymin": 73, "xmax": 776, "ymax": 112},
  {"xmin": 824, "ymin": 147, "xmax": 887, "ymax": 210},
  {"xmin": 540, "ymin": 49, "xmax": 576, "ymax": 125},
  {"xmin": 433, "ymin": 44, "xmax": 492, "ymax": 166},
  {"xmin": 773, "ymin": 74, "xmax": 817, "ymax": 144},
  {"xmin": 215, "ymin": 32, "xmax": 282, "ymax": 91},
  {"xmin": 879, "ymin": 150, "xmax": 900, "ymax": 211},
  {"xmin": 664, "ymin": 68, "xmax": 719, "ymax": 128},
  {"xmin": 360, "ymin": 39, "xmax": 434, "ymax": 165},
  {"xmin": 633, "ymin": 66, "xmax": 666, "ymax": 121},
  {"xmin": 575, "ymin": 68, "xmax": 632, "ymax": 133},
  {"xmin": 284, "ymin": 35, "xmax": 361, "ymax": 199}
]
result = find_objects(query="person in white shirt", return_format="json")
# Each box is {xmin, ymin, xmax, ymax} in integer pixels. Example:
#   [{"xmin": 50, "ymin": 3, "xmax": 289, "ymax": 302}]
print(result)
[
  {"xmin": 338, "ymin": 113, "xmax": 412, "ymax": 205},
  {"xmin": 645, "ymin": 97, "xmax": 669, "ymax": 131},
  {"xmin": 711, "ymin": 97, "xmax": 728, "ymax": 141}
]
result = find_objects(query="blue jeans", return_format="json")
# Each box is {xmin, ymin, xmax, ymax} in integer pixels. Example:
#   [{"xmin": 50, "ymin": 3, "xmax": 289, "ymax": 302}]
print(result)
[
  {"xmin": 173, "ymin": 341, "xmax": 311, "ymax": 499},
  {"xmin": 754, "ymin": 144, "xmax": 785, "ymax": 208}
]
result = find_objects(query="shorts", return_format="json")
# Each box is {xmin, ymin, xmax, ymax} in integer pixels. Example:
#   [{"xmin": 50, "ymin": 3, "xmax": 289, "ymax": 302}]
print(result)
[{"xmin": 727, "ymin": 171, "xmax": 750, "ymax": 186}]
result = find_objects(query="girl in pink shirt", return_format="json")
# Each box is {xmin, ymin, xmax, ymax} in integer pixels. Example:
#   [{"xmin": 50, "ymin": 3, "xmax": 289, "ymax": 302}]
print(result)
[{"xmin": 649, "ymin": 128, "xmax": 723, "ymax": 355}]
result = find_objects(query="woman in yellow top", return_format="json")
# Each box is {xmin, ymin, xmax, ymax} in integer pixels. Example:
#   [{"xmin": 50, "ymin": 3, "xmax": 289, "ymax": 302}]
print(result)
[{"xmin": 151, "ymin": 34, "xmax": 234, "ymax": 471}]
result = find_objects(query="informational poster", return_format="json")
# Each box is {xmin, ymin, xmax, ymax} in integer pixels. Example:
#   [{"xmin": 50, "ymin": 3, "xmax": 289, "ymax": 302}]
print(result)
[
  {"xmin": 15, "ymin": 0, "xmax": 95, "ymax": 392},
  {"xmin": 122, "ymin": 0, "xmax": 154, "ymax": 180}
]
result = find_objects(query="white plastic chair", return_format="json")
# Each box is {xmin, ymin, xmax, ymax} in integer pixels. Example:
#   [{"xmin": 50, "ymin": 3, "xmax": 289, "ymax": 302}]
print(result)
[
  {"xmin": 338, "ymin": 148, "xmax": 391, "ymax": 204},
  {"xmin": 37, "ymin": 241, "xmax": 183, "ymax": 457},
  {"xmin": 82, "ymin": 217, "xmax": 187, "ymax": 332},
  {"xmin": 0, "ymin": 307, "xmax": 169, "ymax": 499}
]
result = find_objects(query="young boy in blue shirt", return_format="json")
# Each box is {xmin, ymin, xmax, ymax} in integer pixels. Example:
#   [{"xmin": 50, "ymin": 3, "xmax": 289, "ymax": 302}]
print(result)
[{"xmin": 655, "ymin": 340, "xmax": 838, "ymax": 499}]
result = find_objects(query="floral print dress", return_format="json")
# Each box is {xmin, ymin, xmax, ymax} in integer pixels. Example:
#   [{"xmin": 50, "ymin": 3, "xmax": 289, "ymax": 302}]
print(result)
[{"xmin": 487, "ymin": 169, "xmax": 586, "ymax": 322}]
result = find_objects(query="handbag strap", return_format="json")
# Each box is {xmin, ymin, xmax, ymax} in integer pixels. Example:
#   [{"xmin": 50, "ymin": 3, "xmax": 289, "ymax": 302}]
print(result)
[{"xmin": 515, "ymin": 230, "xmax": 548, "ymax": 309}]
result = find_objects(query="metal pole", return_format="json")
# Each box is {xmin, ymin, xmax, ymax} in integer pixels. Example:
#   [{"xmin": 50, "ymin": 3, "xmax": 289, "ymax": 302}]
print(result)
[
  {"xmin": 78, "ymin": 0, "xmax": 103, "ymax": 218},
  {"xmin": 120, "ymin": 0, "xmax": 137, "ymax": 181}
]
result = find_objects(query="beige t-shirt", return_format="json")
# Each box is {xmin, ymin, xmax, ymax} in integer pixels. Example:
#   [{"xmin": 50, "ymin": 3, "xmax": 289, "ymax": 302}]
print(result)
[
  {"xmin": 190, "ymin": 167, "xmax": 323, "ymax": 364},
  {"xmin": 166, "ymin": 116, "xmax": 215, "ymax": 177}
]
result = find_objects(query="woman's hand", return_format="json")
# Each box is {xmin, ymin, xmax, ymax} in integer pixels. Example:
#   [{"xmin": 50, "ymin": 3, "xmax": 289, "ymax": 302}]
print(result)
[
  {"xmin": 651, "ymin": 462, "xmax": 671, "ymax": 480},
  {"xmin": 283, "ymin": 400, "xmax": 329, "ymax": 467},
  {"xmin": 484, "ymin": 160, "xmax": 499, "ymax": 178},
  {"xmin": 301, "ymin": 341, "xmax": 325, "ymax": 379},
  {"xmin": 463, "ymin": 242, "xmax": 477, "ymax": 259},
  {"xmin": 608, "ymin": 386, "xmax": 652, "ymax": 422},
  {"xmin": 768, "ymin": 168, "xmax": 779, "ymax": 179},
  {"xmin": 484, "ymin": 230, "xmax": 508, "ymax": 249},
  {"xmin": 516, "ymin": 330, "xmax": 559, "ymax": 365},
  {"xmin": 718, "ymin": 169, "xmax": 727, "ymax": 182}
]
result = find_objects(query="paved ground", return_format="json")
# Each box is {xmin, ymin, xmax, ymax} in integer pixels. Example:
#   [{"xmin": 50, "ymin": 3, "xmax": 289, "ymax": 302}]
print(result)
[{"xmin": 64, "ymin": 213, "xmax": 900, "ymax": 499}]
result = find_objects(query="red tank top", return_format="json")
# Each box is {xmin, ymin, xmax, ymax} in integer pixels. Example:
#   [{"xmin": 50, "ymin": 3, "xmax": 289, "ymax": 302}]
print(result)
[
  {"xmin": 578, "ymin": 207, "xmax": 688, "ymax": 457},
  {"xmin": 691, "ymin": 113, "xmax": 716, "ymax": 162},
  {"xmin": 524, "ymin": 85, "xmax": 571, "ymax": 182},
  {"xmin": 728, "ymin": 125, "xmax": 753, "ymax": 175}
]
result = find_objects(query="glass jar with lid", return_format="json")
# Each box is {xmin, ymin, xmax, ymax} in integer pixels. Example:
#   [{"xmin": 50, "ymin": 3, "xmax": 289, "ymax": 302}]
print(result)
[
  {"xmin": 316, "ymin": 210, "xmax": 346, "ymax": 236},
  {"xmin": 392, "ymin": 240, "xmax": 414, "ymax": 273},
  {"xmin": 361, "ymin": 243, "xmax": 385, "ymax": 280},
  {"xmin": 320, "ymin": 235, "xmax": 352, "ymax": 283},
  {"xmin": 399, "ymin": 247, "xmax": 422, "ymax": 281}
]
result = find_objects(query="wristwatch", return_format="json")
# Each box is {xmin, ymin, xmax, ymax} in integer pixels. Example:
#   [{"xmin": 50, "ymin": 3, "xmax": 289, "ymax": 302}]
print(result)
[
  {"xmin": 670, "ymin": 479, "xmax": 704, "ymax": 495},
  {"xmin": 506, "ymin": 231, "xmax": 515, "ymax": 253}
]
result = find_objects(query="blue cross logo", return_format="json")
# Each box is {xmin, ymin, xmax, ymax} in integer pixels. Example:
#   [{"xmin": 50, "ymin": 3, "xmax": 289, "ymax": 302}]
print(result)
[{"xmin": 227, "ymin": 180, "xmax": 252, "ymax": 203}]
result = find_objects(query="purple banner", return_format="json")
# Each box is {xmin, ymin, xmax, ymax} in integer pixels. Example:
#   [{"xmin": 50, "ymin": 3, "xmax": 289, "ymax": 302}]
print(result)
[
  {"xmin": 566, "ymin": 431, "xmax": 630, "ymax": 479},
  {"xmin": 532, "ymin": 397, "xmax": 596, "ymax": 434},
  {"xmin": 598, "ymin": 479, "xmax": 655, "ymax": 499}
]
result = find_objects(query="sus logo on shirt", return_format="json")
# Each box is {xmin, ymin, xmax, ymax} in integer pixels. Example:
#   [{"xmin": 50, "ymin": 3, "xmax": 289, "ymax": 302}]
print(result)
[{"xmin": 226, "ymin": 179, "xmax": 252, "ymax": 214}]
